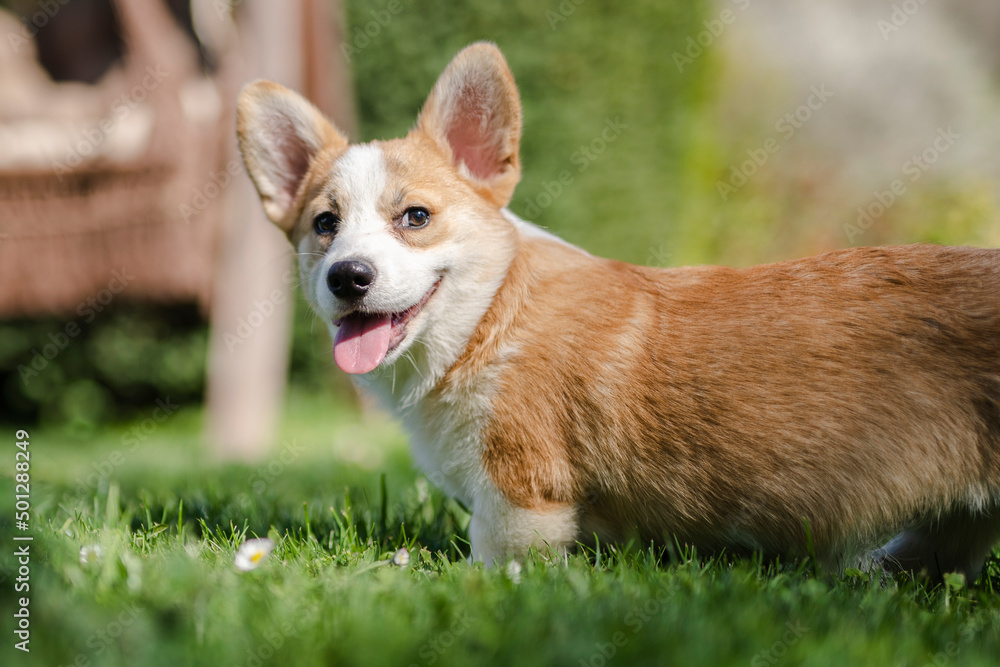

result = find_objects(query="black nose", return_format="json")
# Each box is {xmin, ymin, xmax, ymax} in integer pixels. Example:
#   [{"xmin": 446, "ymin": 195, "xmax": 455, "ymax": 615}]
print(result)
[{"xmin": 327, "ymin": 260, "xmax": 376, "ymax": 298}]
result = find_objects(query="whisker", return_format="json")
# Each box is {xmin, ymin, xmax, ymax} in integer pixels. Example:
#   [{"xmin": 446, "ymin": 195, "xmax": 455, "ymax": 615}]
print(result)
[{"xmin": 405, "ymin": 351, "xmax": 425, "ymax": 381}]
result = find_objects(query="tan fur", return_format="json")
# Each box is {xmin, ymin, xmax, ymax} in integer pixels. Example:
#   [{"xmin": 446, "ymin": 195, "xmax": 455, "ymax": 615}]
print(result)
[
  {"xmin": 237, "ymin": 43, "xmax": 1000, "ymax": 579},
  {"xmin": 473, "ymin": 240, "xmax": 1000, "ymax": 568}
]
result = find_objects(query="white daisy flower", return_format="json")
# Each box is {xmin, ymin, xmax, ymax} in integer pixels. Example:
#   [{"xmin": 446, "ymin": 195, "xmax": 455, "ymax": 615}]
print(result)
[
  {"xmin": 392, "ymin": 547, "xmax": 410, "ymax": 567},
  {"xmin": 234, "ymin": 537, "xmax": 275, "ymax": 571},
  {"xmin": 79, "ymin": 544, "xmax": 102, "ymax": 566}
]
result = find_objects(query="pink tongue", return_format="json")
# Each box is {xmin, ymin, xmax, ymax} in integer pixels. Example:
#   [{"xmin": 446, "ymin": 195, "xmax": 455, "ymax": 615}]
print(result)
[{"xmin": 333, "ymin": 314, "xmax": 392, "ymax": 374}]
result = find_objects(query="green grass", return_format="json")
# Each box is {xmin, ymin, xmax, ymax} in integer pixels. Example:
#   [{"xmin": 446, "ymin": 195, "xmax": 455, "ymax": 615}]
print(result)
[{"xmin": 3, "ymin": 392, "xmax": 1000, "ymax": 667}]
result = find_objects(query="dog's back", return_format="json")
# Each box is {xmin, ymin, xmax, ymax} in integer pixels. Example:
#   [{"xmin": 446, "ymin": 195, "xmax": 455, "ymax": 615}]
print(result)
[{"xmin": 470, "ymin": 240, "xmax": 1000, "ymax": 573}]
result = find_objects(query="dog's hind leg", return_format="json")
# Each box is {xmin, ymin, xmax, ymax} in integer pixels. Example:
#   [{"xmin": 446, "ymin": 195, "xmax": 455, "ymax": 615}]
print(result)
[{"xmin": 873, "ymin": 506, "xmax": 1000, "ymax": 582}]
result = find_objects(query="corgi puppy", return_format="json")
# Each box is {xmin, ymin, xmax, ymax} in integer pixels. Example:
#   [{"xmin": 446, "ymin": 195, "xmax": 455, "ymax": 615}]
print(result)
[{"xmin": 237, "ymin": 43, "xmax": 1000, "ymax": 579}]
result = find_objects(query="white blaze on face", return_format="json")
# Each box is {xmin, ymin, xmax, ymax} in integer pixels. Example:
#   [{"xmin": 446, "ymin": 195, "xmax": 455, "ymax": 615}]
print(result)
[
  {"xmin": 326, "ymin": 145, "xmax": 392, "ymax": 374},
  {"xmin": 336, "ymin": 144, "xmax": 389, "ymax": 231},
  {"xmin": 311, "ymin": 144, "xmax": 443, "ymax": 374}
]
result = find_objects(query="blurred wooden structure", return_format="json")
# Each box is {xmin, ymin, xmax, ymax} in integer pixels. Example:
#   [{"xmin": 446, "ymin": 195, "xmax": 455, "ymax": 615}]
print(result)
[
  {"xmin": 0, "ymin": 0, "xmax": 355, "ymax": 459},
  {"xmin": 0, "ymin": 0, "xmax": 221, "ymax": 315}
]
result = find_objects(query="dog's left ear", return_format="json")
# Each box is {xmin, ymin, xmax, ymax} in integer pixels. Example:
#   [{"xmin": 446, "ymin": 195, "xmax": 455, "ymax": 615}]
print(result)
[{"xmin": 416, "ymin": 42, "xmax": 522, "ymax": 207}]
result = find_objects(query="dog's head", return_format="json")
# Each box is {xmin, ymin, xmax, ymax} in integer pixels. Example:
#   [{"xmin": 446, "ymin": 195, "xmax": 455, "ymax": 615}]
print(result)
[{"xmin": 237, "ymin": 43, "xmax": 522, "ymax": 377}]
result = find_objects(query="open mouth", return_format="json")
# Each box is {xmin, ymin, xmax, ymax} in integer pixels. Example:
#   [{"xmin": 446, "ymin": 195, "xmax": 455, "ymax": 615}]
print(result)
[{"xmin": 331, "ymin": 279, "xmax": 441, "ymax": 374}]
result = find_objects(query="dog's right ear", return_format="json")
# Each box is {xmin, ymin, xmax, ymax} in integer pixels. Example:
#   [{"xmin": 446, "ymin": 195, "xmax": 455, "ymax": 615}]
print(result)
[{"xmin": 236, "ymin": 81, "xmax": 347, "ymax": 231}]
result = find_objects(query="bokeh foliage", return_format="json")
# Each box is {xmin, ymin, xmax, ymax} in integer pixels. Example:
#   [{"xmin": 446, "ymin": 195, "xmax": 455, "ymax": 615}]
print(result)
[{"xmin": 348, "ymin": 0, "xmax": 712, "ymax": 264}]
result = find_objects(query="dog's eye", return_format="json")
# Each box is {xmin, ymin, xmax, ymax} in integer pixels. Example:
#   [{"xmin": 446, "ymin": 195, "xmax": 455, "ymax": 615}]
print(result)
[
  {"xmin": 313, "ymin": 212, "xmax": 340, "ymax": 235},
  {"xmin": 401, "ymin": 207, "xmax": 430, "ymax": 229}
]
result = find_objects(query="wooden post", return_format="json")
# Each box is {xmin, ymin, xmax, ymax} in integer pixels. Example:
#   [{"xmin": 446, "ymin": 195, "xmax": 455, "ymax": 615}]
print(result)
[
  {"xmin": 203, "ymin": 0, "xmax": 305, "ymax": 461},
  {"xmin": 205, "ymin": 0, "xmax": 355, "ymax": 461}
]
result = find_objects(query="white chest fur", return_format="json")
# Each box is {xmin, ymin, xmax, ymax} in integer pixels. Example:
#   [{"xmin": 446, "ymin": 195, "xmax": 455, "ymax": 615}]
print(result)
[{"xmin": 356, "ymin": 358, "xmax": 500, "ymax": 511}]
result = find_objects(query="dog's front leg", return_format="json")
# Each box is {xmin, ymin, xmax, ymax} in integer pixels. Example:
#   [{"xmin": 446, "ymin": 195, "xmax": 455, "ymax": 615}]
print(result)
[{"xmin": 468, "ymin": 490, "xmax": 579, "ymax": 565}]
